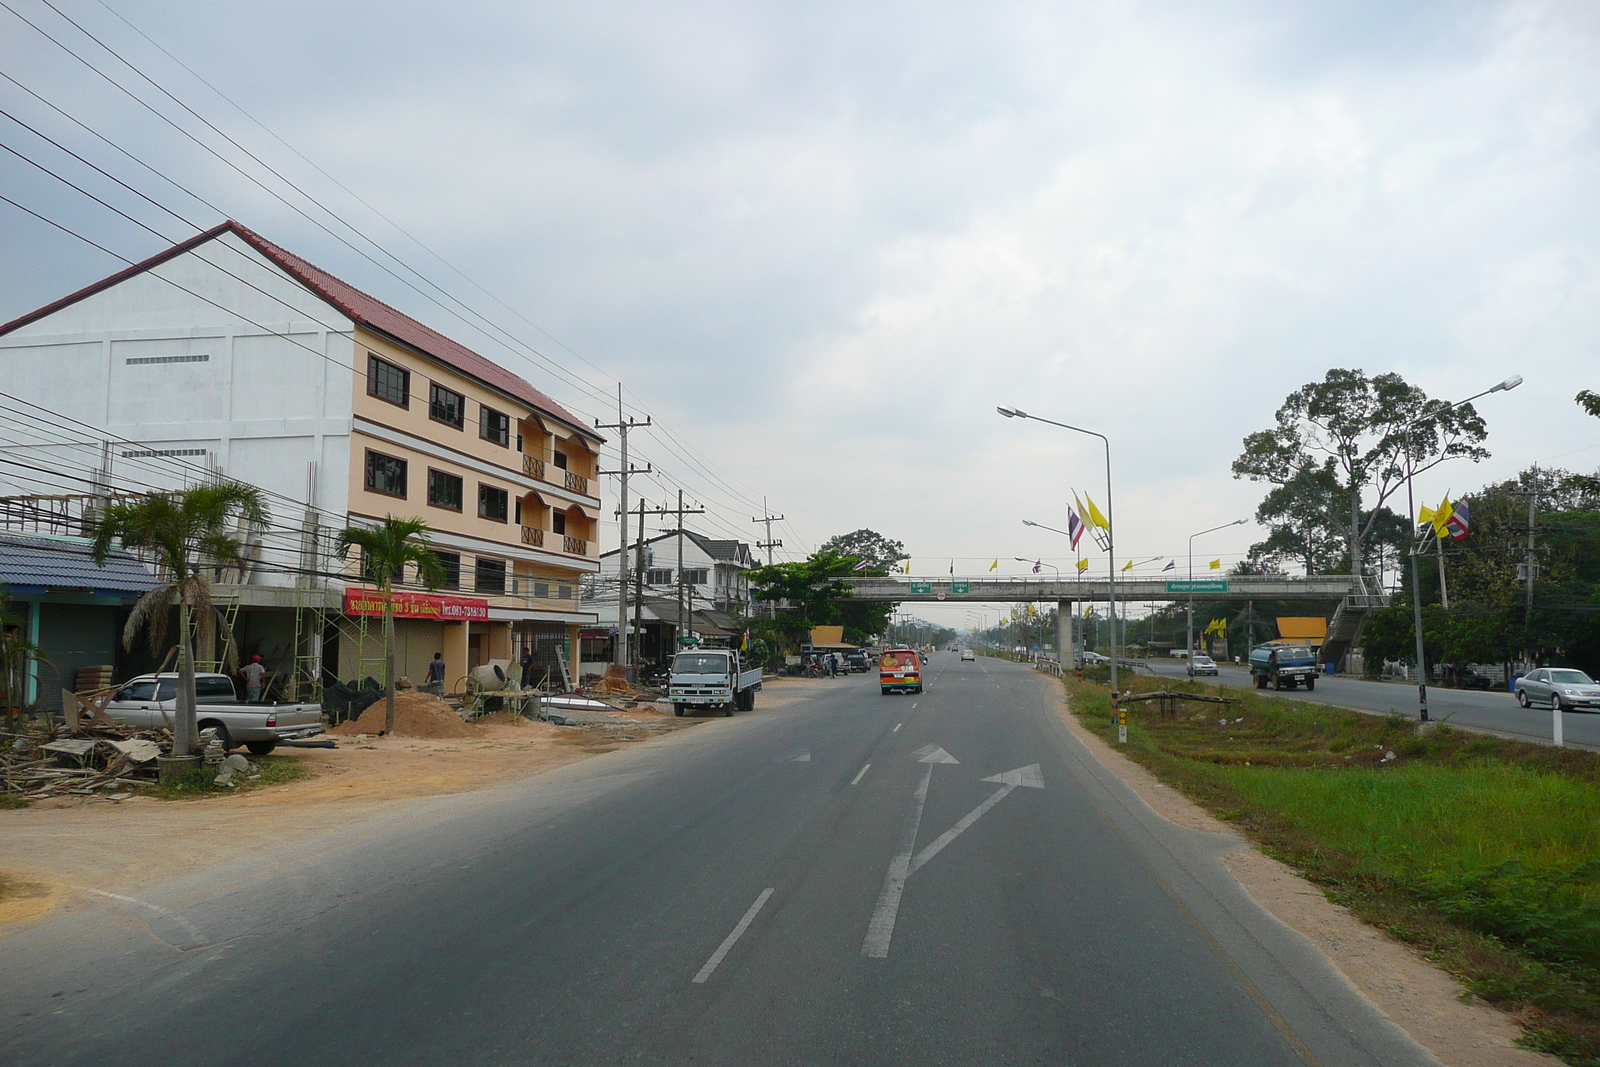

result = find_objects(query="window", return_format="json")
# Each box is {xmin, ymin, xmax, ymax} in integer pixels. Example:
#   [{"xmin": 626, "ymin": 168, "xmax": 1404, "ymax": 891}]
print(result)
[
  {"xmin": 474, "ymin": 557, "xmax": 506, "ymax": 595},
  {"xmin": 480, "ymin": 405, "xmax": 510, "ymax": 446},
  {"xmin": 361, "ymin": 549, "xmax": 404, "ymax": 585},
  {"xmin": 434, "ymin": 551, "xmax": 461, "ymax": 590},
  {"xmin": 558, "ymin": 584, "xmax": 572, "ymax": 600},
  {"xmin": 367, "ymin": 353, "xmax": 409, "ymax": 407},
  {"xmin": 533, "ymin": 581, "xmax": 549, "ymax": 598},
  {"xmin": 427, "ymin": 469, "xmax": 463, "ymax": 511},
  {"xmin": 552, "ymin": 450, "xmax": 568, "ymax": 470},
  {"xmin": 364, "ymin": 450, "xmax": 407, "ymax": 498},
  {"xmin": 126, "ymin": 354, "xmax": 209, "ymax": 366},
  {"xmin": 429, "ymin": 384, "xmax": 464, "ymax": 428},
  {"xmin": 683, "ymin": 569, "xmax": 709, "ymax": 585},
  {"xmin": 647, "ymin": 569, "xmax": 673, "ymax": 586},
  {"xmin": 514, "ymin": 499, "xmax": 523, "ymax": 525},
  {"xmin": 115, "ymin": 681, "xmax": 157, "ymax": 702},
  {"xmin": 156, "ymin": 679, "xmax": 178, "ymax": 701},
  {"xmin": 478, "ymin": 484, "xmax": 509, "ymax": 522},
  {"xmin": 196, "ymin": 677, "xmax": 238, "ymax": 701},
  {"xmin": 551, "ymin": 511, "xmax": 567, "ymax": 535}
]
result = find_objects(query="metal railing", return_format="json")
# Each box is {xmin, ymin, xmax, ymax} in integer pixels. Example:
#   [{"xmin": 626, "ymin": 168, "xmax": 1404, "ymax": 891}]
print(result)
[
  {"xmin": 520, "ymin": 525, "xmax": 544, "ymax": 546},
  {"xmin": 563, "ymin": 470, "xmax": 588, "ymax": 494},
  {"xmin": 522, "ymin": 454, "xmax": 545, "ymax": 480},
  {"xmin": 563, "ymin": 535, "xmax": 587, "ymax": 556}
]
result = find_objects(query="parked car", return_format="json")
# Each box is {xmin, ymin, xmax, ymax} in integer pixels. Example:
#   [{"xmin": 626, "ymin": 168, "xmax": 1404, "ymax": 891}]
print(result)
[
  {"xmin": 1515, "ymin": 668, "xmax": 1600, "ymax": 711},
  {"xmin": 845, "ymin": 651, "xmax": 870, "ymax": 673},
  {"xmin": 1458, "ymin": 666, "xmax": 1496, "ymax": 691},
  {"xmin": 960, "ymin": 649, "xmax": 976, "ymax": 662},
  {"xmin": 1078, "ymin": 651, "xmax": 1109, "ymax": 667},
  {"xmin": 1188, "ymin": 655, "xmax": 1218, "ymax": 677},
  {"xmin": 105, "ymin": 672, "xmax": 324, "ymax": 754}
]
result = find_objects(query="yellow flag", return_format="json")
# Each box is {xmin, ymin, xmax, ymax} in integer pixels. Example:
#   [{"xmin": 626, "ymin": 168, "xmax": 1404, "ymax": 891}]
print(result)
[
  {"xmin": 1084, "ymin": 494, "xmax": 1111, "ymax": 531},
  {"xmin": 989, "ymin": 559, "xmax": 999, "ymax": 571},
  {"xmin": 1084, "ymin": 604, "xmax": 1092, "ymax": 619},
  {"xmin": 903, "ymin": 559, "xmax": 911, "ymax": 574},
  {"xmin": 1076, "ymin": 559, "xmax": 1089, "ymax": 573},
  {"xmin": 1430, "ymin": 494, "xmax": 1453, "ymax": 538},
  {"xmin": 1209, "ymin": 559, "xmax": 1221, "ymax": 571},
  {"xmin": 1122, "ymin": 559, "xmax": 1134, "ymax": 571}
]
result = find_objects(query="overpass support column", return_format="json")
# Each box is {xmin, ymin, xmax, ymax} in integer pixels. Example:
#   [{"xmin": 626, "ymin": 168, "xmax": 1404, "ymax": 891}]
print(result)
[{"xmin": 1057, "ymin": 600, "xmax": 1073, "ymax": 670}]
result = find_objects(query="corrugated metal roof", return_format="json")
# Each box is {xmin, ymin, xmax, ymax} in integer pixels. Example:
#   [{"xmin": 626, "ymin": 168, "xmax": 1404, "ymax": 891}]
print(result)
[
  {"xmin": 0, "ymin": 221, "xmax": 602, "ymax": 446},
  {"xmin": 0, "ymin": 534, "xmax": 158, "ymax": 596}
]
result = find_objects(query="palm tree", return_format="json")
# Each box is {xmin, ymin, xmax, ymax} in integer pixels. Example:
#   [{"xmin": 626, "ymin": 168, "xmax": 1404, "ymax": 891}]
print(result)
[
  {"xmin": 88, "ymin": 482, "xmax": 267, "ymax": 758},
  {"xmin": 336, "ymin": 516, "xmax": 445, "ymax": 734},
  {"xmin": 0, "ymin": 583, "xmax": 47, "ymax": 733}
]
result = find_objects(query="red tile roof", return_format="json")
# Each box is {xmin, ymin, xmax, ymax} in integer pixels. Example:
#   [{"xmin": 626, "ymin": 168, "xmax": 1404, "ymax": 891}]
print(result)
[{"xmin": 1, "ymin": 221, "xmax": 602, "ymax": 444}]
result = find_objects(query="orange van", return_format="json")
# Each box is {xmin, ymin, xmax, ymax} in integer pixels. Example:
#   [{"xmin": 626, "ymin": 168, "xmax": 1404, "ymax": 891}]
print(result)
[{"xmin": 879, "ymin": 648, "xmax": 922, "ymax": 695}]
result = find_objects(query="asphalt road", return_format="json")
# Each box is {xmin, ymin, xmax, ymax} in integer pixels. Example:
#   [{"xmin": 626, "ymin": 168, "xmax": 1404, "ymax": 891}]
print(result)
[
  {"xmin": 0, "ymin": 655, "xmax": 1440, "ymax": 1066},
  {"xmin": 1143, "ymin": 658, "xmax": 1590, "ymax": 749}
]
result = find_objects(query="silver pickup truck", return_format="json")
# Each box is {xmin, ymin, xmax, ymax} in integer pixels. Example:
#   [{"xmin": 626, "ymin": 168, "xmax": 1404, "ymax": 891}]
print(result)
[{"xmin": 105, "ymin": 672, "xmax": 324, "ymax": 754}]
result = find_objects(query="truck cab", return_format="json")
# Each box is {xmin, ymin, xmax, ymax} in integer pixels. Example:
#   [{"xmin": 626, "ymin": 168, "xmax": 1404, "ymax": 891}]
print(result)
[
  {"xmin": 669, "ymin": 650, "xmax": 762, "ymax": 717},
  {"xmin": 1249, "ymin": 645, "xmax": 1318, "ymax": 691}
]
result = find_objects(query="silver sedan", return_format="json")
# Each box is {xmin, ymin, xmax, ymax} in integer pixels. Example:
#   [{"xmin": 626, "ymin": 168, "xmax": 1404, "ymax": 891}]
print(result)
[{"xmin": 1516, "ymin": 668, "xmax": 1600, "ymax": 711}]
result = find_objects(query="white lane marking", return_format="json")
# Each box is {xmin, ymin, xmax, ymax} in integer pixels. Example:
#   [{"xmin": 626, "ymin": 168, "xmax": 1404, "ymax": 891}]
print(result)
[
  {"xmin": 893, "ymin": 723, "xmax": 902, "ymax": 732},
  {"xmin": 80, "ymin": 887, "xmax": 207, "ymax": 944},
  {"xmin": 911, "ymin": 744, "xmax": 959, "ymax": 765},
  {"xmin": 693, "ymin": 888, "xmax": 775, "ymax": 984},
  {"xmin": 912, "ymin": 702, "xmax": 918, "ymax": 708},
  {"xmin": 861, "ymin": 763, "xmax": 935, "ymax": 958},
  {"xmin": 851, "ymin": 763, "xmax": 871, "ymax": 786},
  {"xmin": 780, "ymin": 750, "xmax": 811, "ymax": 762},
  {"xmin": 907, "ymin": 764, "xmax": 1045, "ymax": 877}
]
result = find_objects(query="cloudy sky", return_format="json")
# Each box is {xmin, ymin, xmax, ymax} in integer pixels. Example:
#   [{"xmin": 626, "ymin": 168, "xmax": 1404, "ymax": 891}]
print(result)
[{"xmin": 2, "ymin": 0, "xmax": 1596, "ymax": 625}]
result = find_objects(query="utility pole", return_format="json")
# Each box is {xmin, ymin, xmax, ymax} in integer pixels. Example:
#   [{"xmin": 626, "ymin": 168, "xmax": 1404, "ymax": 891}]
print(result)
[
  {"xmin": 752, "ymin": 498, "xmax": 784, "ymax": 618},
  {"xmin": 656, "ymin": 491, "xmax": 706, "ymax": 650},
  {"xmin": 596, "ymin": 387, "xmax": 651, "ymax": 670},
  {"xmin": 633, "ymin": 498, "xmax": 647, "ymax": 667}
]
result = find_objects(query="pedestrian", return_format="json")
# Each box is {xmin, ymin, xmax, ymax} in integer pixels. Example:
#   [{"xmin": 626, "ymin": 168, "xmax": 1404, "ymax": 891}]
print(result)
[
  {"xmin": 827, "ymin": 653, "xmax": 837, "ymax": 678},
  {"xmin": 520, "ymin": 647, "xmax": 535, "ymax": 689},
  {"xmin": 241, "ymin": 654, "xmax": 266, "ymax": 703},
  {"xmin": 426, "ymin": 651, "xmax": 447, "ymax": 695}
]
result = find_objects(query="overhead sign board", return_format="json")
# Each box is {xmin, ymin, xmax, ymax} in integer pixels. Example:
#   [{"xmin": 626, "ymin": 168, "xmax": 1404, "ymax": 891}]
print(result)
[
  {"xmin": 344, "ymin": 588, "xmax": 490, "ymax": 621},
  {"xmin": 951, "ymin": 581, "xmax": 970, "ymax": 594},
  {"xmin": 909, "ymin": 581, "xmax": 933, "ymax": 594},
  {"xmin": 1165, "ymin": 579, "xmax": 1229, "ymax": 593}
]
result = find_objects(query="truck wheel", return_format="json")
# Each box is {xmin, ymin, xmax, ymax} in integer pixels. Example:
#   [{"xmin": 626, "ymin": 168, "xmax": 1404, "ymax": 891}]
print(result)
[
  {"xmin": 747, "ymin": 690, "xmax": 756, "ymax": 710},
  {"xmin": 724, "ymin": 702, "xmax": 734, "ymax": 717},
  {"xmin": 245, "ymin": 740, "xmax": 277, "ymax": 756},
  {"xmin": 674, "ymin": 703, "xmax": 686, "ymax": 717},
  {"xmin": 1254, "ymin": 673, "xmax": 1267, "ymax": 689},
  {"xmin": 1305, "ymin": 678, "xmax": 1316, "ymax": 691},
  {"xmin": 200, "ymin": 722, "xmax": 232, "ymax": 750}
]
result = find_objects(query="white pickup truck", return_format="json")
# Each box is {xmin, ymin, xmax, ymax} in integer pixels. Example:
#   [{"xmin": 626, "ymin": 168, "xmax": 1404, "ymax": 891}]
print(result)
[
  {"xmin": 104, "ymin": 672, "xmax": 324, "ymax": 754},
  {"xmin": 668, "ymin": 650, "xmax": 762, "ymax": 717}
]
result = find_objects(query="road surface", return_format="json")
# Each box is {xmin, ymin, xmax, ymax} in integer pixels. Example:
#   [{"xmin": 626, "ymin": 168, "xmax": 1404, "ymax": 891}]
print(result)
[
  {"xmin": 0, "ymin": 655, "xmax": 1439, "ymax": 1066},
  {"xmin": 1144, "ymin": 658, "xmax": 1587, "ymax": 749}
]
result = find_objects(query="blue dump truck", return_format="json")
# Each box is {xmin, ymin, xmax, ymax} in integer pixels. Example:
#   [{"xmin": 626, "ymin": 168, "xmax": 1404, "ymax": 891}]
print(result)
[{"xmin": 1249, "ymin": 644, "xmax": 1319, "ymax": 691}]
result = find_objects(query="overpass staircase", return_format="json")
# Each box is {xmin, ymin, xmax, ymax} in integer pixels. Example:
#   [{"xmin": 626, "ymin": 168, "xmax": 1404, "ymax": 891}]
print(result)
[{"xmin": 1320, "ymin": 576, "xmax": 1388, "ymax": 669}]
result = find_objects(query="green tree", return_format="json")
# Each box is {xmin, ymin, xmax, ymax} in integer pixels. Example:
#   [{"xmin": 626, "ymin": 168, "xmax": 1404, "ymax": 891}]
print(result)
[
  {"xmin": 336, "ymin": 516, "xmax": 446, "ymax": 735},
  {"xmin": 1566, "ymin": 392, "xmax": 1600, "ymax": 498},
  {"xmin": 748, "ymin": 549, "xmax": 894, "ymax": 646},
  {"xmin": 818, "ymin": 529, "xmax": 907, "ymax": 573},
  {"xmin": 0, "ymin": 584, "xmax": 47, "ymax": 733},
  {"xmin": 88, "ymin": 482, "xmax": 267, "ymax": 757},
  {"xmin": 1233, "ymin": 369, "xmax": 1490, "ymax": 578}
]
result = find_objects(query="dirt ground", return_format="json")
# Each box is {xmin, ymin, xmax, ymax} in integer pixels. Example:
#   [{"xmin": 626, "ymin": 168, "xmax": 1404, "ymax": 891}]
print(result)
[
  {"xmin": 0, "ymin": 679, "xmax": 819, "ymax": 931},
  {"xmin": 1052, "ymin": 687, "xmax": 1559, "ymax": 1067}
]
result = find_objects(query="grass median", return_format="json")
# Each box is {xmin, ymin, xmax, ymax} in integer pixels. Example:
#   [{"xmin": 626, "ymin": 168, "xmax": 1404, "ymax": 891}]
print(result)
[{"xmin": 1064, "ymin": 673, "xmax": 1600, "ymax": 1065}]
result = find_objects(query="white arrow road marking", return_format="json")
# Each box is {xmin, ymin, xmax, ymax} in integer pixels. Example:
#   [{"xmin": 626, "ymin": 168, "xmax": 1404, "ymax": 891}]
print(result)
[
  {"xmin": 907, "ymin": 764, "xmax": 1044, "ymax": 877},
  {"xmin": 693, "ymin": 887, "xmax": 774, "ymax": 983},
  {"xmin": 777, "ymin": 750, "xmax": 811, "ymax": 762},
  {"xmin": 862, "ymin": 762, "xmax": 936, "ymax": 959},
  {"xmin": 851, "ymin": 763, "xmax": 871, "ymax": 785},
  {"xmin": 80, "ymin": 887, "xmax": 207, "ymax": 945},
  {"xmin": 911, "ymin": 744, "xmax": 959, "ymax": 765}
]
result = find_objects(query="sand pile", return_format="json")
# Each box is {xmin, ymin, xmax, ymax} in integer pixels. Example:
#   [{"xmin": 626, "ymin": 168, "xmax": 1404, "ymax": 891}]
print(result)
[
  {"xmin": 331, "ymin": 689, "xmax": 477, "ymax": 739},
  {"xmin": 588, "ymin": 664, "xmax": 655, "ymax": 698}
]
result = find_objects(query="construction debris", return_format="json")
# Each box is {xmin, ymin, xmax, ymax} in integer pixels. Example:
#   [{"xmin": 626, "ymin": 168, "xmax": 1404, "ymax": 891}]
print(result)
[{"xmin": 2, "ymin": 721, "xmax": 171, "ymax": 800}]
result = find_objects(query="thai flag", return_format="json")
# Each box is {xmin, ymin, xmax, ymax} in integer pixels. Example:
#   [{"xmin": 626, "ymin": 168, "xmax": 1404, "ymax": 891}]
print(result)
[
  {"xmin": 1445, "ymin": 501, "xmax": 1470, "ymax": 541},
  {"xmin": 852, "ymin": 558, "xmax": 870, "ymax": 571},
  {"xmin": 1032, "ymin": 561, "xmax": 1042, "ymax": 573},
  {"xmin": 1162, "ymin": 560, "xmax": 1175, "ymax": 572},
  {"xmin": 1067, "ymin": 507, "xmax": 1084, "ymax": 550}
]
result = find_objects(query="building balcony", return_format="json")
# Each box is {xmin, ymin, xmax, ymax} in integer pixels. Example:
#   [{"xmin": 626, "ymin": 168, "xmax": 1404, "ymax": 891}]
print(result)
[
  {"xmin": 523, "ymin": 454, "xmax": 545, "ymax": 480},
  {"xmin": 521, "ymin": 525, "xmax": 544, "ymax": 547},
  {"xmin": 563, "ymin": 534, "xmax": 588, "ymax": 557},
  {"xmin": 563, "ymin": 470, "xmax": 588, "ymax": 494}
]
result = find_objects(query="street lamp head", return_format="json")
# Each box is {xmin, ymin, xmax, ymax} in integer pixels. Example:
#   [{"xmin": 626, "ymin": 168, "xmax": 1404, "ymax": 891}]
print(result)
[
  {"xmin": 1022, "ymin": 519, "xmax": 1037, "ymax": 527},
  {"xmin": 1232, "ymin": 518, "xmax": 1246, "ymax": 526},
  {"xmin": 996, "ymin": 406, "xmax": 1026, "ymax": 419},
  {"xmin": 1493, "ymin": 375, "xmax": 1523, "ymax": 393}
]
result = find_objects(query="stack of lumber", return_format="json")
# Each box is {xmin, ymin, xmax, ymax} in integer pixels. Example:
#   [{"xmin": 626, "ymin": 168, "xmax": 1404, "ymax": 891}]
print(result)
[{"xmin": 74, "ymin": 665, "xmax": 115, "ymax": 693}]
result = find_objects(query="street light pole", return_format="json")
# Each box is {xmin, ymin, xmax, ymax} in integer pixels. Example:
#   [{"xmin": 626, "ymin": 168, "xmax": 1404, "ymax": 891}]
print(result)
[
  {"xmin": 1000, "ymin": 407, "xmax": 1118, "ymax": 711},
  {"xmin": 1402, "ymin": 375, "xmax": 1521, "ymax": 722},
  {"xmin": 1187, "ymin": 520, "xmax": 1245, "ymax": 675}
]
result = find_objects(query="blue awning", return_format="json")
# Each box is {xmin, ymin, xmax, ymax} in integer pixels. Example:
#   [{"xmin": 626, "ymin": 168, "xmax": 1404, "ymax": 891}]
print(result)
[{"xmin": 0, "ymin": 534, "xmax": 158, "ymax": 597}]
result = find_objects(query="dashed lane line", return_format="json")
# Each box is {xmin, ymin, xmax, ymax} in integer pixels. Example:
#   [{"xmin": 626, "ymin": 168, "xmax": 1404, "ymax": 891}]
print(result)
[{"xmin": 692, "ymin": 888, "xmax": 775, "ymax": 984}]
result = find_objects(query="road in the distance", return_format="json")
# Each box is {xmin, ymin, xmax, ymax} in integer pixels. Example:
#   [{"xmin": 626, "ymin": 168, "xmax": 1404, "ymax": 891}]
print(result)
[
  {"xmin": 1144, "ymin": 658, "xmax": 1589, "ymax": 749},
  {"xmin": 0, "ymin": 655, "xmax": 1439, "ymax": 1066}
]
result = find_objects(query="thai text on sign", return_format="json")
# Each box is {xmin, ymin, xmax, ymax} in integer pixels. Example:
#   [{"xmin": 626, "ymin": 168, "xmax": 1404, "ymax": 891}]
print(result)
[{"xmin": 343, "ymin": 588, "xmax": 490, "ymax": 621}]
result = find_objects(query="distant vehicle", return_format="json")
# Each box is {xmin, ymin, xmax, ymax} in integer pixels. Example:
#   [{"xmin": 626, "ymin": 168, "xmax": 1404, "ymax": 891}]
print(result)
[
  {"xmin": 880, "ymin": 648, "xmax": 923, "ymax": 695},
  {"xmin": 1459, "ymin": 666, "xmax": 1495, "ymax": 691},
  {"xmin": 845, "ymin": 651, "xmax": 870, "ymax": 673},
  {"xmin": 1078, "ymin": 651, "xmax": 1108, "ymax": 667},
  {"xmin": 1516, "ymin": 668, "xmax": 1600, "ymax": 711},
  {"xmin": 960, "ymin": 649, "xmax": 976, "ymax": 662},
  {"xmin": 669, "ymin": 649, "xmax": 763, "ymax": 717},
  {"xmin": 1169, "ymin": 649, "xmax": 1189, "ymax": 659},
  {"xmin": 1188, "ymin": 655, "xmax": 1218, "ymax": 677},
  {"xmin": 1249, "ymin": 645, "xmax": 1318, "ymax": 691},
  {"xmin": 105, "ymin": 672, "xmax": 323, "ymax": 754}
]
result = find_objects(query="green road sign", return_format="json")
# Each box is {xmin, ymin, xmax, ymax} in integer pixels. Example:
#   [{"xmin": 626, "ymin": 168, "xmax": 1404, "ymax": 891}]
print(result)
[
  {"xmin": 1165, "ymin": 579, "xmax": 1229, "ymax": 593},
  {"xmin": 910, "ymin": 581, "xmax": 933, "ymax": 594},
  {"xmin": 951, "ymin": 581, "xmax": 970, "ymax": 594}
]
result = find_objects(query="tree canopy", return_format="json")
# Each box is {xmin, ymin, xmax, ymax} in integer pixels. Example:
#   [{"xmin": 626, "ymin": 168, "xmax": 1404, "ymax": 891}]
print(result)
[
  {"xmin": 747, "ymin": 546, "xmax": 894, "ymax": 646},
  {"xmin": 1233, "ymin": 368, "xmax": 1490, "ymax": 577},
  {"xmin": 818, "ymin": 529, "xmax": 907, "ymax": 573}
]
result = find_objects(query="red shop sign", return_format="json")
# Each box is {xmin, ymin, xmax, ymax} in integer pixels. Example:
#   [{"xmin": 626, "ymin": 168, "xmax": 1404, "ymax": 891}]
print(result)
[{"xmin": 343, "ymin": 587, "xmax": 491, "ymax": 621}]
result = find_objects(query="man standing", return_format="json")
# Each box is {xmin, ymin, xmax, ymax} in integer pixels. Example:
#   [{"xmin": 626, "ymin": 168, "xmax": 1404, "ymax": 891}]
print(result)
[
  {"xmin": 426, "ymin": 652, "xmax": 448, "ymax": 696},
  {"xmin": 241, "ymin": 654, "xmax": 266, "ymax": 703},
  {"xmin": 520, "ymin": 647, "xmax": 536, "ymax": 689}
]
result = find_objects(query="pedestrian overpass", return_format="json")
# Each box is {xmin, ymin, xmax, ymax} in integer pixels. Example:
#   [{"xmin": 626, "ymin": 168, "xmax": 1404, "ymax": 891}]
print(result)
[{"xmin": 838, "ymin": 574, "xmax": 1387, "ymax": 667}]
